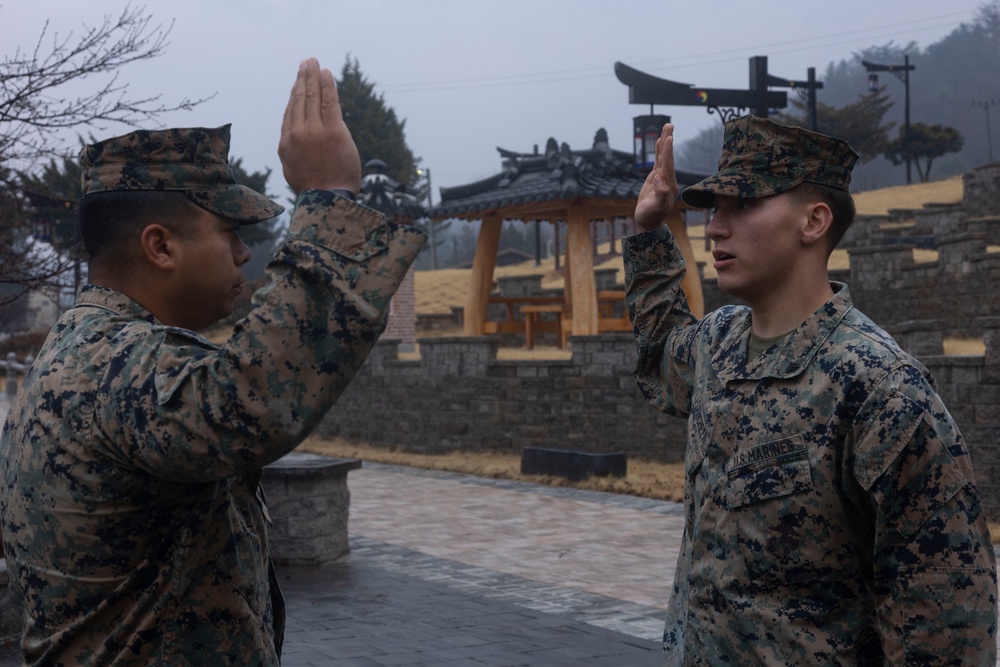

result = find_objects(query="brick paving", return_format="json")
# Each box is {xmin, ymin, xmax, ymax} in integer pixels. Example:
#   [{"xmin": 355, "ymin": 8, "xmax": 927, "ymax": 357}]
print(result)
[
  {"xmin": 2, "ymin": 393, "xmax": 1000, "ymax": 664},
  {"xmin": 274, "ymin": 461, "xmax": 677, "ymax": 666}
]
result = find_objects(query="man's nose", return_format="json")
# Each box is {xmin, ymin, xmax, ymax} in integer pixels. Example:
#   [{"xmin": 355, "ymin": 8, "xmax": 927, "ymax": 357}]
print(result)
[
  {"xmin": 706, "ymin": 210, "xmax": 727, "ymax": 240},
  {"xmin": 235, "ymin": 238, "xmax": 253, "ymax": 266}
]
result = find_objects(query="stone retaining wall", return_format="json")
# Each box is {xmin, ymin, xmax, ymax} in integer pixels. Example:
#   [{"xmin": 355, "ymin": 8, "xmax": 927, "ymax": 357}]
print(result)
[
  {"xmin": 842, "ymin": 162, "xmax": 1000, "ymax": 341},
  {"xmin": 892, "ymin": 317, "xmax": 1000, "ymax": 520},
  {"xmin": 316, "ymin": 334, "xmax": 689, "ymax": 462},
  {"xmin": 319, "ymin": 323, "xmax": 1000, "ymax": 519}
]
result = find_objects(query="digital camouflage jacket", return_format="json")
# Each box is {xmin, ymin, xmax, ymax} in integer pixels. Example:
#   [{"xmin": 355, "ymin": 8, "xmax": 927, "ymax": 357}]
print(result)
[
  {"xmin": 623, "ymin": 225, "xmax": 997, "ymax": 666},
  {"xmin": 1, "ymin": 191, "xmax": 425, "ymax": 666}
]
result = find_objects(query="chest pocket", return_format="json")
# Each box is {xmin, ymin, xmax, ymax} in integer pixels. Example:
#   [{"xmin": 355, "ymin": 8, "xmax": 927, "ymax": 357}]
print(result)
[{"xmin": 725, "ymin": 434, "xmax": 844, "ymax": 584}]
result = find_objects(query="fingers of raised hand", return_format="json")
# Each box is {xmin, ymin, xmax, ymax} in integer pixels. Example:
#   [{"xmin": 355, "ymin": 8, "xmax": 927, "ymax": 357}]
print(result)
[
  {"xmin": 302, "ymin": 58, "xmax": 322, "ymax": 122},
  {"xmin": 281, "ymin": 59, "xmax": 307, "ymax": 136},
  {"xmin": 319, "ymin": 67, "xmax": 341, "ymax": 124},
  {"xmin": 655, "ymin": 124, "xmax": 678, "ymax": 195}
]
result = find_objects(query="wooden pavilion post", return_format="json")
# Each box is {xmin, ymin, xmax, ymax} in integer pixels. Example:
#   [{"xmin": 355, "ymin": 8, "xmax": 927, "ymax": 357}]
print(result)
[
  {"xmin": 463, "ymin": 215, "xmax": 503, "ymax": 335},
  {"xmin": 565, "ymin": 204, "xmax": 598, "ymax": 336},
  {"xmin": 553, "ymin": 222, "xmax": 561, "ymax": 270},
  {"xmin": 666, "ymin": 209, "xmax": 705, "ymax": 319}
]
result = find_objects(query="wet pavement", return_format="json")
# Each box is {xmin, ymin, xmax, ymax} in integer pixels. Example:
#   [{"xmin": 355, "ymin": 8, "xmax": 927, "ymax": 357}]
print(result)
[
  {"xmin": 0, "ymin": 393, "xmax": 671, "ymax": 665},
  {"xmin": 3, "ymin": 392, "xmax": 999, "ymax": 665}
]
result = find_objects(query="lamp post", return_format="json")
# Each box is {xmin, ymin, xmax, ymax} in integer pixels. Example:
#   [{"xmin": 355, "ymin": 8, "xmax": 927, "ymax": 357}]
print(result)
[
  {"xmin": 973, "ymin": 100, "xmax": 997, "ymax": 164},
  {"xmin": 416, "ymin": 167, "xmax": 437, "ymax": 269},
  {"xmin": 862, "ymin": 55, "xmax": 916, "ymax": 184},
  {"xmin": 632, "ymin": 112, "xmax": 672, "ymax": 169}
]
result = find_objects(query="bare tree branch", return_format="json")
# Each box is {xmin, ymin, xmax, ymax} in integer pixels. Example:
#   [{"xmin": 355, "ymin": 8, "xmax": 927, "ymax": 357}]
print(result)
[
  {"xmin": 0, "ymin": 3, "xmax": 213, "ymax": 317},
  {"xmin": 0, "ymin": 3, "xmax": 213, "ymax": 164}
]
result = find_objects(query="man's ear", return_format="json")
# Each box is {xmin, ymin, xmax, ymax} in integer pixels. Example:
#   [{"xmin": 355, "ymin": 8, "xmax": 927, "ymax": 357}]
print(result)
[
  {"xmin": 139, "ymin": 224, "xmax": 178, "ymax": 271},
  {"xmin": 800, "ymin": 201, "xmax": 833, "ymax": 247}
]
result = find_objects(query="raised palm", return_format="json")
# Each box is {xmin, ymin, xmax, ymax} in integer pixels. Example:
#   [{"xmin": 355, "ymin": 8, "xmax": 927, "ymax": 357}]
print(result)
[{"xmin": 634, "ymin": 124, "xmax": 678, "ymax": 232}]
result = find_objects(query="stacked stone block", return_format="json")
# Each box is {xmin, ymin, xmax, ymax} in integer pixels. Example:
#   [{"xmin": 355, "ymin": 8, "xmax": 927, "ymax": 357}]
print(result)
[{"xmin": 383, "ymin": 270, "xmax": 416, "ymax": 349}]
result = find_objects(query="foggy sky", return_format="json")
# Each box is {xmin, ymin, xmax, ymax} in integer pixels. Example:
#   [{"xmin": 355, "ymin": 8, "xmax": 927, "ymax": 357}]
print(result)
[{"xmin": 3, "ymin": 0, "xmax": 986, "ymax": 197}]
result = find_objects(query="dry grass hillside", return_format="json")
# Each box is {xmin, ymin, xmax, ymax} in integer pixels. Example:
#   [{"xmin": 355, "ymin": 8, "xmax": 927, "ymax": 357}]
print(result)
[{"xmin": 852, "ymin": 175, "xmax": 963, "ymax": 216}]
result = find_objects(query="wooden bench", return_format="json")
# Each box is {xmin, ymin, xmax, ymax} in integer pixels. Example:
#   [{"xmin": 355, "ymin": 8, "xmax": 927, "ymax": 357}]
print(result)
[
  {"xmin": 521, "ymin": 303, "xmax": 569, "ymax": 349},
  {"xmin": 484, "ymin": 296, "xmax": 565, "ymax": 339},
  {"xmin": 482, "ymin": 292, "xmax": 630, "ymax": 348}
]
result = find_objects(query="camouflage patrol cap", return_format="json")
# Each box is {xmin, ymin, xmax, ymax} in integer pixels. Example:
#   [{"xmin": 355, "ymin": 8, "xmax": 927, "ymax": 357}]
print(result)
[
  {"xmin": 80, "ymin": 124, "xmax": 284, "ymax": 224},
  {"xmin": 680, "ymin": 115, "xmax": 859, "ymax": 209}
]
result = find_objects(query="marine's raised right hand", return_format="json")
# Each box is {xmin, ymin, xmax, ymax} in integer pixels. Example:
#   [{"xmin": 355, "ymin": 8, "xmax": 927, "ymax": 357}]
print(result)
[
  {"xmin": 634, "ymin": 123, "xmax": 678, "ymax": 232},
  {"xmin": 278, "ymin": 58, "xmax": 362, "ymax": 195}
]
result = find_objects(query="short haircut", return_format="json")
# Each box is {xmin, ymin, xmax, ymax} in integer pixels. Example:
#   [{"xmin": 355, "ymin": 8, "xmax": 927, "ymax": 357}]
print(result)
[
  {"xmin": 79, "ymin": 191, "xmax": 199, "ymax": 271},
  {"xmin": 789, "ymin": 183, "xmax": 856, "ymax": 253}
]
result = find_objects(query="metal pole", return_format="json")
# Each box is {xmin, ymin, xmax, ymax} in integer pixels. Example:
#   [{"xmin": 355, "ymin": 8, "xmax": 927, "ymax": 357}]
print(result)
[
  {"xmin": 987, "ymin": 103, "xmax": 995, "ymax": 163},
  {"xmin": 425, "ymin": 168, "xmax": 437, "ymax": 270},
  {"xmin": 750, "ymin": 56, "xmax": 769, "ymax": 118},
  {"xmin": 904, "ymin": 55, "xmax": 912, "ymax": 185},
  {"xmin": 807, "ymin": 67, "xmax": 818, "ymax": 132},
  {"xmin": 976, "ymin": 100, "xmax": 996, "ymax": 163}
]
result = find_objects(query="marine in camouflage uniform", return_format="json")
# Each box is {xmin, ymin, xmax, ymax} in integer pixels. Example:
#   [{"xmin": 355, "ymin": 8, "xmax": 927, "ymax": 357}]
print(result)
[
  {"xmin": 624, "ymin": 116, "xmax": 997, "ymax": 665},
  {"xmin": 1, "ymin": 60, "xmax": 425, "ymax": 665}
]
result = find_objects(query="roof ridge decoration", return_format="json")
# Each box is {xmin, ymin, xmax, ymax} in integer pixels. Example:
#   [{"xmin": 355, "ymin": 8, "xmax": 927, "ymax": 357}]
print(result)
[{"xmin": 433, "ymin": 129, "xmax": 711, "ymax": 219}]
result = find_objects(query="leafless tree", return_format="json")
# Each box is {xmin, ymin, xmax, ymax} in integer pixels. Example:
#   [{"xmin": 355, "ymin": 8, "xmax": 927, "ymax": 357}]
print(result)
[
  {"xmin": 1, "ymin": 2, "xmax": 211, "ymax": 164},
  {"xmin": 0, "ymin": 3, "xmax": 211, "ymax": 311}
]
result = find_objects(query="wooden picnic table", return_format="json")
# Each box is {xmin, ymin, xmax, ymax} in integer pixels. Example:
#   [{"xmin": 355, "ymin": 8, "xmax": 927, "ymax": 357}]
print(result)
[
  {"xmin": 502, "ymin": 290, "xmax": 630, "ymax": 349},
  {"xmin": 520, "ymin": 303, "xmax": 566, "ymax": 349},
  {"xmin": 460, "ymin": 208, "xmax": 702, "ymax": 344}
]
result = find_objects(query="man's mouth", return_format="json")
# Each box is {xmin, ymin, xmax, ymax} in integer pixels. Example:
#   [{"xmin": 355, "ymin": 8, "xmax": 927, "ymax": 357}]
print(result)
[{"xmin": 713, "ymin": 250, "xmax": 735, "ymax": 269}]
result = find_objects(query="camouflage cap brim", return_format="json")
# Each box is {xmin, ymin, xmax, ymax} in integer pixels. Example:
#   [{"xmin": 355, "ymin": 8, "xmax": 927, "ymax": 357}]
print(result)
[
  {"xmin": 187, "ymin": 186, "xmax": 284, "ymax": 224},
  {"xmin": 681, "ymin": 171, "xmax": 803, "ymax": 209}
]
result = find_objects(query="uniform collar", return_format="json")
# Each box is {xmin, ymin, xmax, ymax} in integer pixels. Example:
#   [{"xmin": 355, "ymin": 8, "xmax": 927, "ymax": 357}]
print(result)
[
  {"xmin": 74, "ymin": 284, "xmax": 159, "ymax": 324},
  {"xmin": 712, "ymin": 282, "xmax": 853, "ymax": 383}
]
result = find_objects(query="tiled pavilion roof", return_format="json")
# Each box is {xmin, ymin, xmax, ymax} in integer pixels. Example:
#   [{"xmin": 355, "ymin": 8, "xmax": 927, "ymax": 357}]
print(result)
[{"xmin": 431, "ymin": 129, "xmax": 709, "ymax": 220}]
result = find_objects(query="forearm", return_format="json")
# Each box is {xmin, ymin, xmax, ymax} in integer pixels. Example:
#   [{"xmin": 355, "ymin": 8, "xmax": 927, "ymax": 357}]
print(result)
[
  {"xmin": 225, "ymin": 190, "xmax": 425, "ymax": 429},
  {"xmin": 117, "ymin": 192, "xmax": 426, "ymax": 479},
  {"xmin": 622, "ymin": 225, "xmax": 697, "ymax": 416}
]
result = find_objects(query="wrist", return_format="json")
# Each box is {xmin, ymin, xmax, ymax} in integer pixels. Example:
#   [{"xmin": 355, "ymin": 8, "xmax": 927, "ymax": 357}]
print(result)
[
  {"xmin": 329, "ymin": 188, "xmax": 356, "ymax": 201},
  {"xmin": 635, "ymin": 220, "xmax": 665, "ymax": 233}
]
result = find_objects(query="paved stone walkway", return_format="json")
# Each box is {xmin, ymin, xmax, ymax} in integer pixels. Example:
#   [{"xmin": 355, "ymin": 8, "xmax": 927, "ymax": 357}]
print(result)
[
  {"xmin": 3, "ymin": 392, "xmax": 1000, "ymax": 665},
  {"xmin": 274, "ymin": 461, "xmax": 679, "ymax": 666},
  {"xmin": 0, "ymin": 393, "xmax": 670, "ymax": 665}
]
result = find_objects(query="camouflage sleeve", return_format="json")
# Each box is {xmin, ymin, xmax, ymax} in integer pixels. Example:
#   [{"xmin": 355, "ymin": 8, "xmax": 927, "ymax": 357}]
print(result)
[
  {"xmin": 852, "ymin": 364, "xmax": 998, "ymax": 664},
  {"xmin": 622, "ymin": 225, "xmax": 699, "ymax": 417},
  {"xmin": 96, "ymin": 190, "xmax": 426, "ymax": 481}
]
